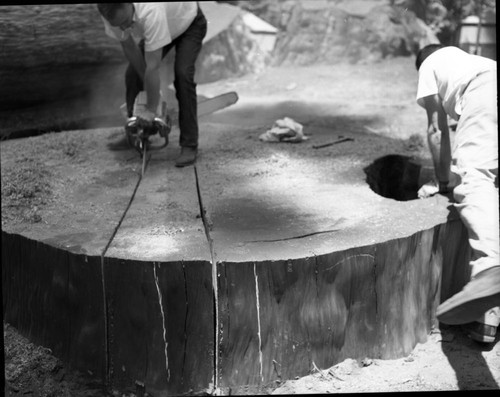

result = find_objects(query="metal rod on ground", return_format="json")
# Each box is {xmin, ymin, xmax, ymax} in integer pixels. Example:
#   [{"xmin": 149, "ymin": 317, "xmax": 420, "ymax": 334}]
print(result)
[{"xmin": 313, "ymin": 137, "xmax": 354, "ymax": 149}]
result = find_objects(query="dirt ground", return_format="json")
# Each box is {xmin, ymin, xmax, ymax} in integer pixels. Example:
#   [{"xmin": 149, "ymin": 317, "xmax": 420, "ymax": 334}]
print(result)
[{"xmin": 3, "ymin": 56, "xmax": 499, "ymax": 395}]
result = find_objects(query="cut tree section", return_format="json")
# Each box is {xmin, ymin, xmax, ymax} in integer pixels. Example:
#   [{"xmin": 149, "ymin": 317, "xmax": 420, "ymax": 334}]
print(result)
[{"xmin": 1, "ymin": 123, "xmax": 470, "ymax": 394}]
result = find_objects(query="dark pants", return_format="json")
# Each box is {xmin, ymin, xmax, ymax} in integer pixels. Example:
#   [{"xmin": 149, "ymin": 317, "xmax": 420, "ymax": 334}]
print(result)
[{"xmin": 125, "ymin": 7, "xmax": 207, "ymax": 148}]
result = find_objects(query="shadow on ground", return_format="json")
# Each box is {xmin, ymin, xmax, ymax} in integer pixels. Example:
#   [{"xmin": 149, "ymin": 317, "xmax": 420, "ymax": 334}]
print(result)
[
  {"xmin": 203, "ymin": 99, "xmax": 386, "ymax": 129},
  {"xmin": 440, "ymin": 324, "xmax": 499, "ymax": 390},
  {"xmin": 0, "ymin": 114, "xmax": 124, "ymax": 141}
]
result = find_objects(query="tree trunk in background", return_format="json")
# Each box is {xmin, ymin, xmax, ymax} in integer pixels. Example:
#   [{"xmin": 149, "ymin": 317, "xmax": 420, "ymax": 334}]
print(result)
[
  {"xmin": 0, "ymin": 5, "xmax": 124, "ymax": 68},
  {"xmin": 0, "ymin": 5, "xmax": 125, "ymax": 110},
  {"xmin": 1, "ymin": 1, "xmax": 448, "ymax": 116},
  {"xmin": 0, "ymin": 3, "xmax": 268, "ymax": 111}
]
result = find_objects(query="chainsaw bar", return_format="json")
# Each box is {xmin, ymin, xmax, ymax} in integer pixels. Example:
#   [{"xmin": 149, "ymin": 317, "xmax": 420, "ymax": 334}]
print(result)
[
  {"xmin": 168, "ymin": 91, "xmax": 239, "ymax": 123},
  {"xmin": 198, "ymin": 91, "xmax": 238, "ymax": 118}
]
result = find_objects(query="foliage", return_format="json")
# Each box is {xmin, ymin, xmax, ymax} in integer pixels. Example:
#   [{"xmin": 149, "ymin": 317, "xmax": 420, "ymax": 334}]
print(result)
[
  {"xmin": 392, "ymin": 0, "xmax": 496, "ymax": 44},
  {"xmin": 221, "ymin": 1, "xmax": 496, "ymax": 47},
  {"xmin": 217, "ymin": 0, "xmax": 290, "ymax": 29}
]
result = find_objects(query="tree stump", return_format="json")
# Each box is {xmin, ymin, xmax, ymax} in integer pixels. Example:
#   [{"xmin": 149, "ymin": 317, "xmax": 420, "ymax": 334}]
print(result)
[{"xmin": 1, "ymin": 117, "xmax": 470, "ymax": 394}]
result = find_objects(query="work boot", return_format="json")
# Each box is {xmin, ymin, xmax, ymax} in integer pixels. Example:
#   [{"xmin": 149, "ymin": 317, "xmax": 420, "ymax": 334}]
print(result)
[
  {"xmin": 463, "ymin": 307, "xmax": 500, "ymax": 344},
  {"xmin": 175, "ymin": 147, "xmax": 197, "ymax": 167},
  {"xmin": 437, "ymin": 266, "xmax": 500, "ymax": 325}
]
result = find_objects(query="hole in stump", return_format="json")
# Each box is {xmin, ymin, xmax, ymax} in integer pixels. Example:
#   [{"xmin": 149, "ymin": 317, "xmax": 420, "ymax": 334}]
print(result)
[{"xmin": 363, "ymin": 154, "xmax": 421, "ymax": 201}]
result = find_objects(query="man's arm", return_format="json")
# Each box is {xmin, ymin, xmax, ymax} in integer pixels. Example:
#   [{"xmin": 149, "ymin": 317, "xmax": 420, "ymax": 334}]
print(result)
[
  {"xmin": 120, "ymin": 37, "xmax": 162, "ymax": 119},
  {"xmin": 143, "ymin": 49, "xmax": 163, "ymax": 114},
  {"xmin": 120, "ymin": 35, "xmax": 146, "ymax": 80},
  {"xmin": 422, "ymin": 94, "xmax": 451, "ymax": 192}
]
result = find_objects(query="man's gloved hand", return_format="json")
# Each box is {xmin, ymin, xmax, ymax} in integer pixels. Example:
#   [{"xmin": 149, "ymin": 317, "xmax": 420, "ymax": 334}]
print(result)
[
  {"xmin": 134, "ymin": 105, "xmax": 157, "ymax": 122},
  {"xmin": 418, "ymin": 181, "xmax": 439, "ymax": 198},
  {"xmin": 133, "ymin": 91, "xmax": 162, "ymax": 122},
  {"xmin": 418, "ymin": 180, "xmax": 449, "ymax": 199}
]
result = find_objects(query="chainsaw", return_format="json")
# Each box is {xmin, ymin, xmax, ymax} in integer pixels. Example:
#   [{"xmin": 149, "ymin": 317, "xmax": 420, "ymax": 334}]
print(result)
[
  {"xmin": 123, "ymin": 90, "xmax": 238, "ymax": 174},
  {"xmin": 125, "ymin": 101, "xmax": 171, "ymax": 157}
]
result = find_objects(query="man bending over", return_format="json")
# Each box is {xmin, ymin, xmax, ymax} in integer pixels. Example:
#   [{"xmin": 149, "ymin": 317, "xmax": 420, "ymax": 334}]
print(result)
[
  {"xmin": 97, "ymin": 2, "xmax": 207, "ymax": 167},
  {"xmin": 415, "ymin": 44, "xmax": 499, "ymax": 344}
]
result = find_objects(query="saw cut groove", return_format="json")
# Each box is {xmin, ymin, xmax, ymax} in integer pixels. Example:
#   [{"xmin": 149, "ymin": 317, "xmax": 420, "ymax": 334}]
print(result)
[
  {"xmin": 153, "ymin": 262, "xmax": 170, "ymax": 382},
  {"xmin": 193, "ymin": 165, "xmax": 220, "ymax": 392},
  {"xmin": 181, "ymin": 263, "xmax": 189, "ymax": 383},
  {"xmin": 253, "ymin": 263, "xmax": 264, "ymax": 383},
  {"xmin": 100, "ymin": 155, "xmax": 152, "ymax": 386},
  {"xmin": 244, "ymin": 229, "xmax": 340, "ymax": 243}
]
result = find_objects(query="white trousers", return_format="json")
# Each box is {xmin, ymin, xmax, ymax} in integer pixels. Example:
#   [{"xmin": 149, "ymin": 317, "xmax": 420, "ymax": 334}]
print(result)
[{"xmin": 451, "ymin": 70, "xmax": 499, "ymax": 326}]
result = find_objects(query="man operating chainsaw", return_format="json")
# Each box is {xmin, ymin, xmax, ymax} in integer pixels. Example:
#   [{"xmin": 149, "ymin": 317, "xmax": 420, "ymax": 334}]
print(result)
[
  {"xmin": 97, "ymin": 2, "xmax": 207, "ymax": 167},
  {"xmin": 415, "ymin": 44, "xmax": 499, "ymax": 344}
]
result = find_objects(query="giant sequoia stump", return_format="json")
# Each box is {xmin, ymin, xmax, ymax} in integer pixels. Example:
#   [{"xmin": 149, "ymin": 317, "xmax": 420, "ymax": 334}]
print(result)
[
  {"xmin": 1, "ymin": 121, "xmax": 470, "ymax": 395},
  {"xmin": 0, "ymin": 2, "xmax": 266, "ymax": 113}
]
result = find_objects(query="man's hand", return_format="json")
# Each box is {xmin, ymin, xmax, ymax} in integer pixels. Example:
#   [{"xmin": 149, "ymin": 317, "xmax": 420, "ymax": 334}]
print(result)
[
  {"xmin": 418, "ymin": 181, "xmax": 439, "ymax": 198},
  {"xmin": 135, "ymin": 106, "xmax": 157, "ymax": 122},
  {"xmin": 418, "ymin": 180, "xmax": 449, "ymax": 199}
]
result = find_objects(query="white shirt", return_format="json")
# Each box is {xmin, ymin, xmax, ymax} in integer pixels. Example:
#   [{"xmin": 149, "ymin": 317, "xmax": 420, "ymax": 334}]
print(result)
[
  {"xmin": 416, "ymin": 46, "xmax": 496, "ymax": 120},
  {"xmin": 102, "ymin": 2, "xmax": 198, "ymax": 52}
]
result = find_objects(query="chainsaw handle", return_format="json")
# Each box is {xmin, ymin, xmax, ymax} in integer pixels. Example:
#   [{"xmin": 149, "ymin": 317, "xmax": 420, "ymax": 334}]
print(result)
[
  {"xmin": 127, "ymin": 116, "xmax": 170, "ymax": 133},
  {"xmin": 125, "ymin": 116, "xmax": 139, "ymax": 128},
  {"xmin": 152, "ymin": 117, "xmax": 168, "ymax": 128}
]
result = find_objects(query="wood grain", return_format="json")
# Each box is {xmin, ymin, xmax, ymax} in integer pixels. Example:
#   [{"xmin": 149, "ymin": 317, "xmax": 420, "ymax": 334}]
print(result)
[{"xmin": 216, "ymin": 220, "xmax": 469, "ymax": 387}]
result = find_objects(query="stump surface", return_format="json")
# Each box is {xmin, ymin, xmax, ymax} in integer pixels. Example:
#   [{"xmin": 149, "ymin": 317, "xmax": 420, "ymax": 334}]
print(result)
[{"xmin": 0, "ymin": 118, "xmax": 453, "ymax": 261}]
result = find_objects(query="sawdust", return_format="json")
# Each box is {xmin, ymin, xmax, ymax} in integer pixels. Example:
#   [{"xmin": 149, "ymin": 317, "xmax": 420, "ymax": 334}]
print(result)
[
  {"xmin": 1, "ymin": 158, "xmax": 52, "ymax": 225},
  {"xmin": 4, "ymin": 323, "xmax": 106, "ymax": 397},
  {"xmin": 148, "ymin": 224, "xmax": 185, "ymax": 237},
  {"xmin": 4, "ymin": 321, "xmax": 499, "ymax": 396},
  {"xmin": 0, "ymin": 131, "xmax": 100, "ymax": 228},
  {"xmin": 272, "ymin": 325, "xmax": 500, "ymax": 394}
]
